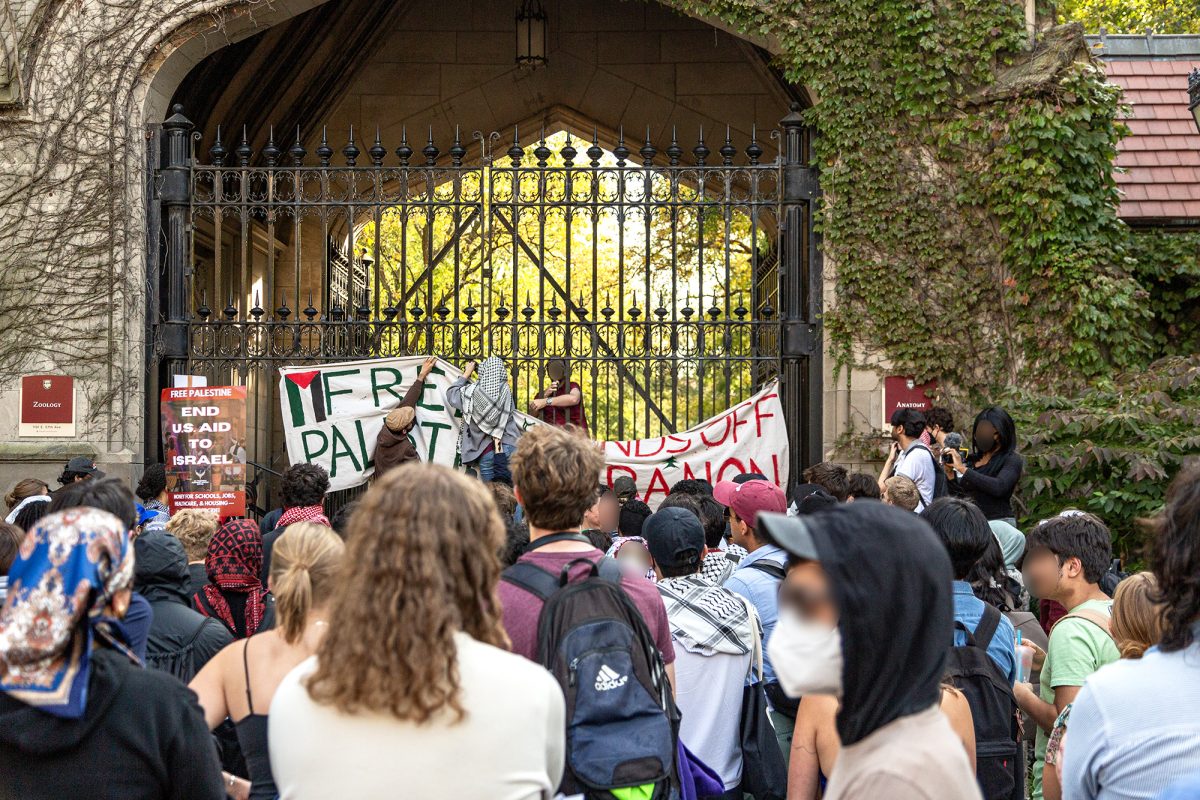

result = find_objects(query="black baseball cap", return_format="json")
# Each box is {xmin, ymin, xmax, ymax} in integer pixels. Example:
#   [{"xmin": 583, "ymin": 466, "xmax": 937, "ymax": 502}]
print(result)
[
  {"xmin": 758, "ymin": 512, "xmax": 820, "ymax": 561},
  {"xmin": 643, "ymin": 507, "xmax": 705, "ymax": 572},
  {"xmin": 65, "ymin": 456, "xmax": 104, "ymax": 479}
]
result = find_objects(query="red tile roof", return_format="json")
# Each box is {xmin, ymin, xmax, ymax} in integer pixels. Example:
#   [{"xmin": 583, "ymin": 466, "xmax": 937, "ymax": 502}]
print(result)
[{"xmin": 1102, "ymin": 58, "xmax": 1200, "ymax": 223}]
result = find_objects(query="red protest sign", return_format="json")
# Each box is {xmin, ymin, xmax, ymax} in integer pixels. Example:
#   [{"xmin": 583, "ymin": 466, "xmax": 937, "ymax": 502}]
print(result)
[{"xmin": 161, "ymin": 386, "xmax": 247, "ymax": 519}]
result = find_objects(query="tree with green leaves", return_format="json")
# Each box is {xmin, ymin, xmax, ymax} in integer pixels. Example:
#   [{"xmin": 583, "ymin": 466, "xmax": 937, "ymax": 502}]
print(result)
[{"xmin": 1058, "ymin": 0, "xmax": 1200, "ymax": 33}]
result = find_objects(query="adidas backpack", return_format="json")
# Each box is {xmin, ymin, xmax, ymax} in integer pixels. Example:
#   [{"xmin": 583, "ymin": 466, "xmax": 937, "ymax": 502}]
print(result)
[
  {"xmin": 944, "ymin": 603, "xmax": 1021, "ymax": 800},
  {"xmin": 502, "ymin": 534, "xmax": 680, "ymax": 800}
]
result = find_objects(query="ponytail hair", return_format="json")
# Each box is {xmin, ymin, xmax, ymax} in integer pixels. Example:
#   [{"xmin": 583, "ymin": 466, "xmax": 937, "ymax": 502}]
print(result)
[
  {"xmin": 270, "ymin": 522, "xmax": 345, "ymax": 644},
  {"xmin": 6, "ymin": 478, "xmax": 48, "ymax": 510}
]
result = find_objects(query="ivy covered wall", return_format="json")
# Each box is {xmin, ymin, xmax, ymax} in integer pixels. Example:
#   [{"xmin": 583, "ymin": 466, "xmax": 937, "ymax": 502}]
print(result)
[{"xmin": 668, "ymin": 0, "xmax": 1200, "ymax": 546}]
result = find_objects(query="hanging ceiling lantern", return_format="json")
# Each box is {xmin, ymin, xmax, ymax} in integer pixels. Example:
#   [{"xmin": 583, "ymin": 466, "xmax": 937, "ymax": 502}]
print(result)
[{"xmin": 516, "ymin": 0, "xmax": 547, "ymax": 68}]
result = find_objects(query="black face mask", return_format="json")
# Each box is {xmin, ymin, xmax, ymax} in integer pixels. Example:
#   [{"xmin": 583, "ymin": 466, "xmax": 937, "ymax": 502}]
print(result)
[{"xmin": 975, "ymin": 433, "xmax": 996, "ymax": 453}]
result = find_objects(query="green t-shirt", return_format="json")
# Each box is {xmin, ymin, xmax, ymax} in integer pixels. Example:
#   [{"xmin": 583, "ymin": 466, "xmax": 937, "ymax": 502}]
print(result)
[{"xmin": 1031, "ymin": 598, "xmax": 1120, "ymax": 800}]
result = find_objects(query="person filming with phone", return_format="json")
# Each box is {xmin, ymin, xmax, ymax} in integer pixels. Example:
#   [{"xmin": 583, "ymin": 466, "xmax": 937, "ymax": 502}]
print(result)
[{"xmin": 946, "ymin": 407, "xmax": 1024, "ymax": 525}]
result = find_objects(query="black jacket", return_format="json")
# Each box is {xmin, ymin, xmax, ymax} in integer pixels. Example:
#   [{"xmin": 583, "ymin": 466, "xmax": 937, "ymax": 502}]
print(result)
[
  {"xmin": 956, "ymin": 451, "xmax": 1024, "ymax": 521},
  {"xmin": 134, "ymin": 533, "xmax": 233, "ymax": 682},
  {"xmin": 0, "ymin": 648, "xmax": 224, "ymax": 800}
]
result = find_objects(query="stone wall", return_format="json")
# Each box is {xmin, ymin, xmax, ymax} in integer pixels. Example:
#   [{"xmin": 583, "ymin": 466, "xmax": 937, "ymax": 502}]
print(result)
[{"xmin": 0, "ymin": 0, "xmax": 875, "ymax": 497}]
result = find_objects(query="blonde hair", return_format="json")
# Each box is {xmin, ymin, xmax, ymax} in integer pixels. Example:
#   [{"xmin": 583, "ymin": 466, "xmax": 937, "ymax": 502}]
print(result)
[
  {"xmin": 884, "ymin": 475, "xmax": 920, "ymax": 512},
  {"xmin": 1111, "ymin": 571, "xmax": 1166, "ymax": 659},
  {"xmin": 166, "ymin": 509, "xmax": 219, "ymax": 561},
  {"xmin": 270, "ymin": 522, "xmax": 345, "ymax": 645},
  {"xmin": 305, "ymin": 463, "xmax": 508, "ymax": 722}
]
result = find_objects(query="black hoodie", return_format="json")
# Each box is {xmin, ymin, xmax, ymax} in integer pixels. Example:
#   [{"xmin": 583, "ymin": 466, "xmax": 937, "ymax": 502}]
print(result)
[
  {"xmin": 804, "ymin": 502, "xmax": 955, "ymax": 747},
  {"xmin": 0, "ymin": 647, "xmax": 224, "ymax": 800},
  {"xmin": 134, "ymin": 532, "xmax": 232, "ymax": 682}
]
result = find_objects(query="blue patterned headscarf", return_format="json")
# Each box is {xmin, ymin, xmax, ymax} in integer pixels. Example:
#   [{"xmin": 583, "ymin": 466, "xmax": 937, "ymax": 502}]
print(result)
[{"xmin": 0, "ymin": 508, "xmax": 137, "ymax": 718}]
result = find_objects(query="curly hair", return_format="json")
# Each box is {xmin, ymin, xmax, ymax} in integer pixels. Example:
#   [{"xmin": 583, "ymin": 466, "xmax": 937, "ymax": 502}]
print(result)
[
  {"xmin": 510, "ymin": 424, "xmax": 604, "ymax": 530},
  {"xmin": 1149, "ymin": 467, "xmax": 1200, "ymax": 652},
  {"xmin": 281, "ymin": 463, "xmax": 330, "ymax": 508},
  {"xmin": 271, "ymin": 522, "xmax": 345, "ymax": 645},
  {"xmin": 1111, "ymin": 571, "xmax": 1166, "ymax": 659},
  {"xmin": 166, "ymin": 508, "xmax": 219, "ymax": 562},
  {"xmin": 847, "ymin": 471, "xmax": 882, "ymax": 500},
  {"xmin": 305, "ymin": 463, "xmax": 509, "ymax": 722},
  {"xmin": 487, "ymin": 482, "xmax": 518, "ymax": 521},
  {"xmin": 803, "ymin": 461, "xmax": 850, "ymax": 502},
  {"xmin": 135, "ymin": 464, "xmax": 167, "ymax": 502},
  {"xmin": 883, "ymin": 475, "xmax": 919, "ymax": 512}
]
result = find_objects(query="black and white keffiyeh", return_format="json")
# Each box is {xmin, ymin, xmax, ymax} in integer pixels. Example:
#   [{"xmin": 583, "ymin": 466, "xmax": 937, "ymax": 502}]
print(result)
[
  {"xmin": 460, "ymin": 356, "xmax": 515, "ymax": 451},
  {"xmin": 657, "ymin": 574, "xmax": 759, "ymax": 656}
]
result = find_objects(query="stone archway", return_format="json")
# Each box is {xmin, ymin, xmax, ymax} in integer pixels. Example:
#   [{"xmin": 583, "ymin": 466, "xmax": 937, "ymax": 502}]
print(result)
[{"xmin": 0, "ymin": 0, "xmax": 818, "ymax": 492}]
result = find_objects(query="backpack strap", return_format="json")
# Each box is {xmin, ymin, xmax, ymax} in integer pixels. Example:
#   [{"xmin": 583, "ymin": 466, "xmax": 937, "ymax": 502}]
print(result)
[
  {"xmin": 1053, "ymin": 608, "xmax": 1113, "ymax": 638},
  {"xmin": 501, "ymin": 562, "xmax": 561, "ymax": 602},
  {"xmin": 953, "ymin": 620, "xmax": 979, "ymax": 648},
  {"xmin": 502, "ymin": 553, "xmax": 624, "ymax": 601},
  {"xmin": 973, "ymin": 603, "xmax": 1002, "ymax": 651},
  {"xmin": 595, "ymin": 555, "xmax": 624, "ymax": 584},
  {"xmin": 746, "ymin": 559, "xmax": 787, "ymax": 581},
  {"xmin": 523, "ymin": 532, "xmax": 594, "ymax": 552}
]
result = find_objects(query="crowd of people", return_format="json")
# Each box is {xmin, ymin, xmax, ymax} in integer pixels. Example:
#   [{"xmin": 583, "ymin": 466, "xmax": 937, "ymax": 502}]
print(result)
[{"xmin": 1, "ymin": 400, "xmax": 1198, "ymax": 800}]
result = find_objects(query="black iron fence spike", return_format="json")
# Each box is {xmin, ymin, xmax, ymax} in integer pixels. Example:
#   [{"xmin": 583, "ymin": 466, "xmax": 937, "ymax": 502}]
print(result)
[
  {"xmin": 720, "ymin": 125, "xmax": 737, "ymax": 165},
  {"xmin": 423, "ymin": 126, "xmax": 439, "ymax": 165},
  {"xmin": 289, "ymin": 126, "xmax": 306, "ymax": 166},
  {"xmin": 316, "ymin": 126, "xmax": 333, "ymax": 166},
  {"xmin": 263, "ymin": 126, "xmax": 280, "ymax": 166},
  {"xmin": 343, "ymin": 125, "xmax": 360, "ymax": 166},
  {"xmin": 209, "ymin": 125, "xmax": 226, "ymax": 166},
  {"xmin": 369, "ymin": 127, "xmax": 386, "ymax": 165},
  {"xmin": 395, "ymin": 126, "xmax": 412, "ymax": 164}
]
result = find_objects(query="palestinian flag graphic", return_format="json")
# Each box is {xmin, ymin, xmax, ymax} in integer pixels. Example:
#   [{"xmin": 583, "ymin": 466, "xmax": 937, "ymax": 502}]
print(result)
[{"xmin": 284, "ymin": 370, "xmax": 326, "ymax": 427}]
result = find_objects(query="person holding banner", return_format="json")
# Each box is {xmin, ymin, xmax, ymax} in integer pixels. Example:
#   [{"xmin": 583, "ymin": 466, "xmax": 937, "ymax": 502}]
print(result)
[
  {"xmin": 530, "ymin": 358, "xmax": 588, "ymax": 436},
  {"xmin": 447, "ymin": 356, "xmax": 522, "ymax": 483},
  {"xmin": 373, "ymin": 356, "xmax": 438, "ymax": 480}
]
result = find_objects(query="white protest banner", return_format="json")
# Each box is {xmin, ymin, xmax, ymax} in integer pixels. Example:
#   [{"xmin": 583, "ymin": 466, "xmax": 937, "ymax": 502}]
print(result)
[
  {"xmin": 280, "ymin": 356, "xmax": 496, "ymax": 491},
  {"xmin": 602, "ymin": 382, "xmax": 788, "ymax": 507},
  {"xmin": 280, "ymin": 356, "xmax": 788, "ymax": 498}
]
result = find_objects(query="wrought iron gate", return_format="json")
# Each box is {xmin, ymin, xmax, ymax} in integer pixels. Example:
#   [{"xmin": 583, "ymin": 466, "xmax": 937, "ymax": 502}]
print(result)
[{"xmin": 146, "ymin": 104, "xmax": 821, "ymax": 506}]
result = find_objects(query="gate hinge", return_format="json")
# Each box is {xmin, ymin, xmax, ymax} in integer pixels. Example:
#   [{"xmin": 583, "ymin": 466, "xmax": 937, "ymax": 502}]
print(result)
[
  {"xmin": 782, "ymin": 320, "xmax": 822, "ymax": 356},
  {"xmin": 784, "ymin": 165, "xmax": 819, "ymax": 203},
  {"xmin": 154, "ymin": 322, "xmax": 189, "ymax": 359}
]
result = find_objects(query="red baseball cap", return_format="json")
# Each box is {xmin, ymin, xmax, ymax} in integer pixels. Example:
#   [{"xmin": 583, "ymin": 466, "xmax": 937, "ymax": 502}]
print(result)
[{"xmin": 713, "ymin": 479, "xmax": 787, "ymax": 529}]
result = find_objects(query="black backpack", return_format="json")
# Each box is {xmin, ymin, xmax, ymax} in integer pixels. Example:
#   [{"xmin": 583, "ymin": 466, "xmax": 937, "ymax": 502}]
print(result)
[
  {"xmin": 502, "ymin": 534, "xmax": 680, "ymax": 799},
  {"xmin": 944, "ymin": 604, "xmax": 1021, "ymax": 800}
]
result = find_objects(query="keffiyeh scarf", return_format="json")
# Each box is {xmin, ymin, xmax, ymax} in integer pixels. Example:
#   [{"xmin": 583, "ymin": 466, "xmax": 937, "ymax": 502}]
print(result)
[
  {"xmin": 197, "ymin": 519, "xmax": 267, "ymax": 637},
  {"xmin": 277, "ymin": 505, "xmax": 330, "ymax": 529},
  {"xmin": 459, "ymin": 357, "xmax": 515, "ymax": 453},
  {"xmin": 0, "ymin": 508, "xmax": 138, "ymax": 718},
  {"xmin": 656, "ymin": 574, "xmax": 758, "ymax": 656}
]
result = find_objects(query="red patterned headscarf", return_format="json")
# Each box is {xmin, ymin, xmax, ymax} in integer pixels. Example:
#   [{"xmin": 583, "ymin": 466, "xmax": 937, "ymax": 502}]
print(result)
[{"xmin": 196, "ymin": 519, "xmax": 266, "ymax": 637}]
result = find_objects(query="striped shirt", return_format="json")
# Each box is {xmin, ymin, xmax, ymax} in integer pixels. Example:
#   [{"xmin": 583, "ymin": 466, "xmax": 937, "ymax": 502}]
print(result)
[{"xmin": 1062, "ymin": 626, "xmax": 1200, "ymax": 800}]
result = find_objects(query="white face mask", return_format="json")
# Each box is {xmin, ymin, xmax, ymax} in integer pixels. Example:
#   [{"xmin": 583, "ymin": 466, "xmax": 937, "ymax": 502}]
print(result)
[{"xmin": 768, "ymin": 609, "xmax": 844, "ymax": 698}]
